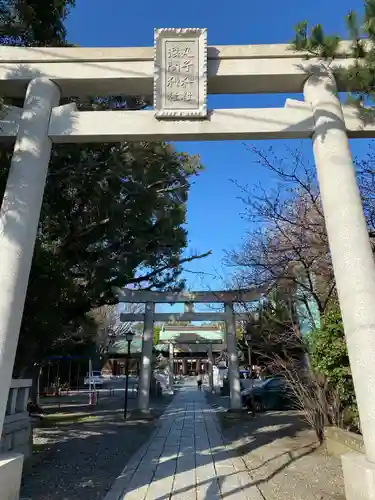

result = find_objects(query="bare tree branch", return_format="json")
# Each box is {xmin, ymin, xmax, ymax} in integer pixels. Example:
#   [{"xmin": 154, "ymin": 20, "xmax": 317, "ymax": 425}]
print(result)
[
  {"xmin": 225, "ymin": 146, "xmax": 336, "ymax": 324},
  {"xmin": 88, "ymin": 303, "xmax": 144, "ymax": 353}
]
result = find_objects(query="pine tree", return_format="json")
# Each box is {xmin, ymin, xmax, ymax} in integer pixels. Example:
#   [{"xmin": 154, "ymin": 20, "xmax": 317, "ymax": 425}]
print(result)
[{"xmin": 292, "ymin": 0, "xmax": 375, "ymax": 107}]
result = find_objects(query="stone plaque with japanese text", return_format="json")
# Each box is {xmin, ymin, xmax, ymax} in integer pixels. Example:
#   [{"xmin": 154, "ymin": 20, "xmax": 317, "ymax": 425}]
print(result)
[{"xmin": 154, "ymin": 28, "xmax": 207, "ymax": 118}]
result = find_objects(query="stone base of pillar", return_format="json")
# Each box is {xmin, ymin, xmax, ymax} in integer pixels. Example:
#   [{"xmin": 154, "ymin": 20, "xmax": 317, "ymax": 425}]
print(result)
[
  {"xmin": 182, "ymin": 360, "xmax": 188, "ymax": 376},
  {"xmin": 0, "ymin": 452, "xmax": 23, "ymax": 500},
  {"xmin": 128, "ymin": 409, "xmax": 154, "ymax": 420},
  {"xmin": 226, "ymin": 408, "xmax": 246, "ymax": 414},
  {"xmin": 342, "ymin": 452, "xmax": 375, "ymax": 499}
]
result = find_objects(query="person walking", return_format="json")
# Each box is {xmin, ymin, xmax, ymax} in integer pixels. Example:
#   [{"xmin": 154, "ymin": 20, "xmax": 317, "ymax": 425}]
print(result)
[{"xmin": 197, "ymin": 372, "xmax": 202, "ymax": 391}]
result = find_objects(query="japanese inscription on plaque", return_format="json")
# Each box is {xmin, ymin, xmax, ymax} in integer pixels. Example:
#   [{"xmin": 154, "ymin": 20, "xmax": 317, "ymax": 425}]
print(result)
[{"xmin": 154, "ymin": 28, "xmax": 207, "ymax": 118}]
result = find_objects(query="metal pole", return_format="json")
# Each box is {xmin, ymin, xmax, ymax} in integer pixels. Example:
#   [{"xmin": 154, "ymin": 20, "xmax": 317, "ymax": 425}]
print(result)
[
  {"xmin": 68, "ymin": 358, "xmax": 72, "ymax": 394},
  {"xmin": 36, "ymin": 365, "xmax": 42, "ymax": 405},
  {"xmin": 88, "ymin": 358, "xmax": 92, "ymax": 405},
  {"xmin": 56, "ymin": 360, "xmax": 60, "ymax": 396},
  {"xmin": 47, "ymin": 362, "xmax": 51, "ymax": 395},
  {"xmin": 76, "ymin": 362, "xmax": 80, "ymax": 391},
  {"xmin": 124, "ymin": 340, "xmax": 131, "ymax": 419}
]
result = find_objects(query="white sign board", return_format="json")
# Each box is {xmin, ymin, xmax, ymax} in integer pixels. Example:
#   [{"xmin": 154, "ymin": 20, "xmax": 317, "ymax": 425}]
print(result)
[{"xmin": 154, "ymin": 28, "xmax": 207, "ymax": 118}]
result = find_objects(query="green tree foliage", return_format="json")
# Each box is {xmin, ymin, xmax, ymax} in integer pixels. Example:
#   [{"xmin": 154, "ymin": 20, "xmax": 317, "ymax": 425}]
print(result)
[
  {"xmin": 0, "ymin": 2, "xmax": 209, "ymax": 374},
  {"xmin": 307, "ymin": 308, "xmax": 355, "ymax": 406},
  {"xmin": 291, "ymin": 0, "xmax": 375, "ymax": 107},
  {"xmin": 5, "ymin": 135, "xmax": 206, "ymax": 373},
  {"xmin": 307, "ymin": 308, "xmax": 360, "ymax": 431},
  {"xmin": 0, "ymin": 0, "xmax": 75, "ymax": 46},
  {"xmin": 241, "ymin": 288, "xmax": 304, "ymax": 365},
  {"xmin": 153, "ymin": 326, "xmax": 161, "ymax": 345}
]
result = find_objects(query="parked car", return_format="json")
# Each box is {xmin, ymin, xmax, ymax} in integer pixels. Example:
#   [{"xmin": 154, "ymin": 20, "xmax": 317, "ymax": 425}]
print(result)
[
  {"xmin": 84, "ymin": 370, "xmax": 104, "ymax": 387},
  {"xmin": 240, "ymin": 376, "xmax": 295, "ymax": 412}
]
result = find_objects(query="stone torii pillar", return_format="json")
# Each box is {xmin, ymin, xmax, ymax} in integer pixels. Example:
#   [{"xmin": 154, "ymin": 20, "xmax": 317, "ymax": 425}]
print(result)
[
  {"xmin": 224, "ymin": 303, "xmax": 241, "ymax": 409},
  {"xmin": 137, "ymin": 302, "xmax": 155, "ymax": 412},
  {"xmin": 207, "ymin": 344, "xmax": 214, "ymax": 392},
  {"xmin": 168, "ymin": 343, "xmax": 174, "ymax": 391},
  {"xmin": 0, "ymin": 78, "xmax": 60, "ymax": 434},
  {"xmin": 305, "ymin": 68, "xmax": 375, "ymax": 499},
  {"xmin": 0, "ymin": 78, "xmax": 60, "ymax": 494}
]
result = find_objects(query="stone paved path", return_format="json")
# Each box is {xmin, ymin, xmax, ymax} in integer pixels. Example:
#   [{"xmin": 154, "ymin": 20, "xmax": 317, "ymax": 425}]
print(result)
[{"xmin": 104, "ymin": 379, "xmax": 263, "ymax": 500}]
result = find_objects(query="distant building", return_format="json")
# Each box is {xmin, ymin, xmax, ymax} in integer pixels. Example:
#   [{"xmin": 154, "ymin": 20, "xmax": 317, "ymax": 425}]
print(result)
[
  {"xmin": 102, "ymin": 332, "xmax": 144, "ymax": 375},
  {"xmin": 154, "ymin": 325, "xmax": 225, "ymax": 375},
  {"xmin": 101, "ymin": 324, "xmax": 227, "ymax": 376}
]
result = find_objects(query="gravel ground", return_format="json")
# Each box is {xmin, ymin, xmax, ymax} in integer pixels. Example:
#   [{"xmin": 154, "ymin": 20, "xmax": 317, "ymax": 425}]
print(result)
[
  {"xmin": 206, "ymin": 392, "xmax": 346, "ymax": 500},
  {"xmin": 20, "ymin": 392, "xmax": 173, "ymax": 500}
]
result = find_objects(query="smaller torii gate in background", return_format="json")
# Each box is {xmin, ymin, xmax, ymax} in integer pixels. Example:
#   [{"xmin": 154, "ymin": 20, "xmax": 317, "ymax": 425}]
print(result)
[{"xmin": 118, "ymin": 288, "xmax": 263, "ymax": 411}]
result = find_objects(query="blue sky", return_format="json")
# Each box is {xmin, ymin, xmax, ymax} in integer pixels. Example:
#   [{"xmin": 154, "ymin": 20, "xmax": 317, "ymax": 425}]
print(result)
[{"xmin": 65, "ymin": 0, "xmax": 370, "ymax": 293}]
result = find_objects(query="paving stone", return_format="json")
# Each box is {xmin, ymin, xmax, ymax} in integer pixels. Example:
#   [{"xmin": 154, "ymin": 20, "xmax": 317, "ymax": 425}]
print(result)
[
  {"xmin": 102, "ymin": 470, "xmax": 135, "ymax": 500},
  {"xmin": 125, "ymin": 468, "xmax": 154, "ymax": 492},
  {"xmin": 196, "ymin": 478, "xmax": 221, "ymax": 500},
  {"xmin": 176, "ymin": 458, "xmax": 195, "ymax": 473},
  {"xmin": 171, "ymin": 490, "xmax": 196, "ymax": 500},
  {"xmin": 145, "ymin": 476, "xmax": 174, "ymax": 500}
]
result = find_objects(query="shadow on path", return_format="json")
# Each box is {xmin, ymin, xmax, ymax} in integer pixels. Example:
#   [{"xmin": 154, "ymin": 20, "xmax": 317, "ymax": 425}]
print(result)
[
  {"xmin": 104, "ymin": 379, "xmax": 328, "ymax": 500},
  {"xmin": 21, "ymin": 394, "xmax": 173, "ymax": 500}
]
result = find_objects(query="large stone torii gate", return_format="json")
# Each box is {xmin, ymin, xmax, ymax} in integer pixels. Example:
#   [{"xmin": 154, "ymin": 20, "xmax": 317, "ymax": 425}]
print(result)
[{"xmin": 0, "ymin": 28, "xmax": 374, "ymax": 497}]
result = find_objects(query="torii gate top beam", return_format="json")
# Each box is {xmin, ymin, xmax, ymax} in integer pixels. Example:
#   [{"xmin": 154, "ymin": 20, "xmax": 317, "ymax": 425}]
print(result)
[
  {"xmin": 116, "ymin": 288, "xmax": 265, "ymax": 304},
  {"xmin": 0, "ymin": 41, "xmax": 356, "ymax": 98}
]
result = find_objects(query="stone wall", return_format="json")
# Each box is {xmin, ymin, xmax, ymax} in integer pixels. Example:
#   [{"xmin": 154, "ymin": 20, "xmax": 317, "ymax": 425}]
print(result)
[
  {"xmin": 325, "ymin": 426, "xmax": 364, "ymax": 457},
  {"xmin": 0, "ymin": 379, "xmax": 32, "ymax": 458}
]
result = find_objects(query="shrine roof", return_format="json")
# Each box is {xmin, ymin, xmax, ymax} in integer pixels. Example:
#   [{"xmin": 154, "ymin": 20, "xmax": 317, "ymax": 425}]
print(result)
[{"xmin": 158, "ymin": 327, "xmax": 224, "ymax": 344}]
